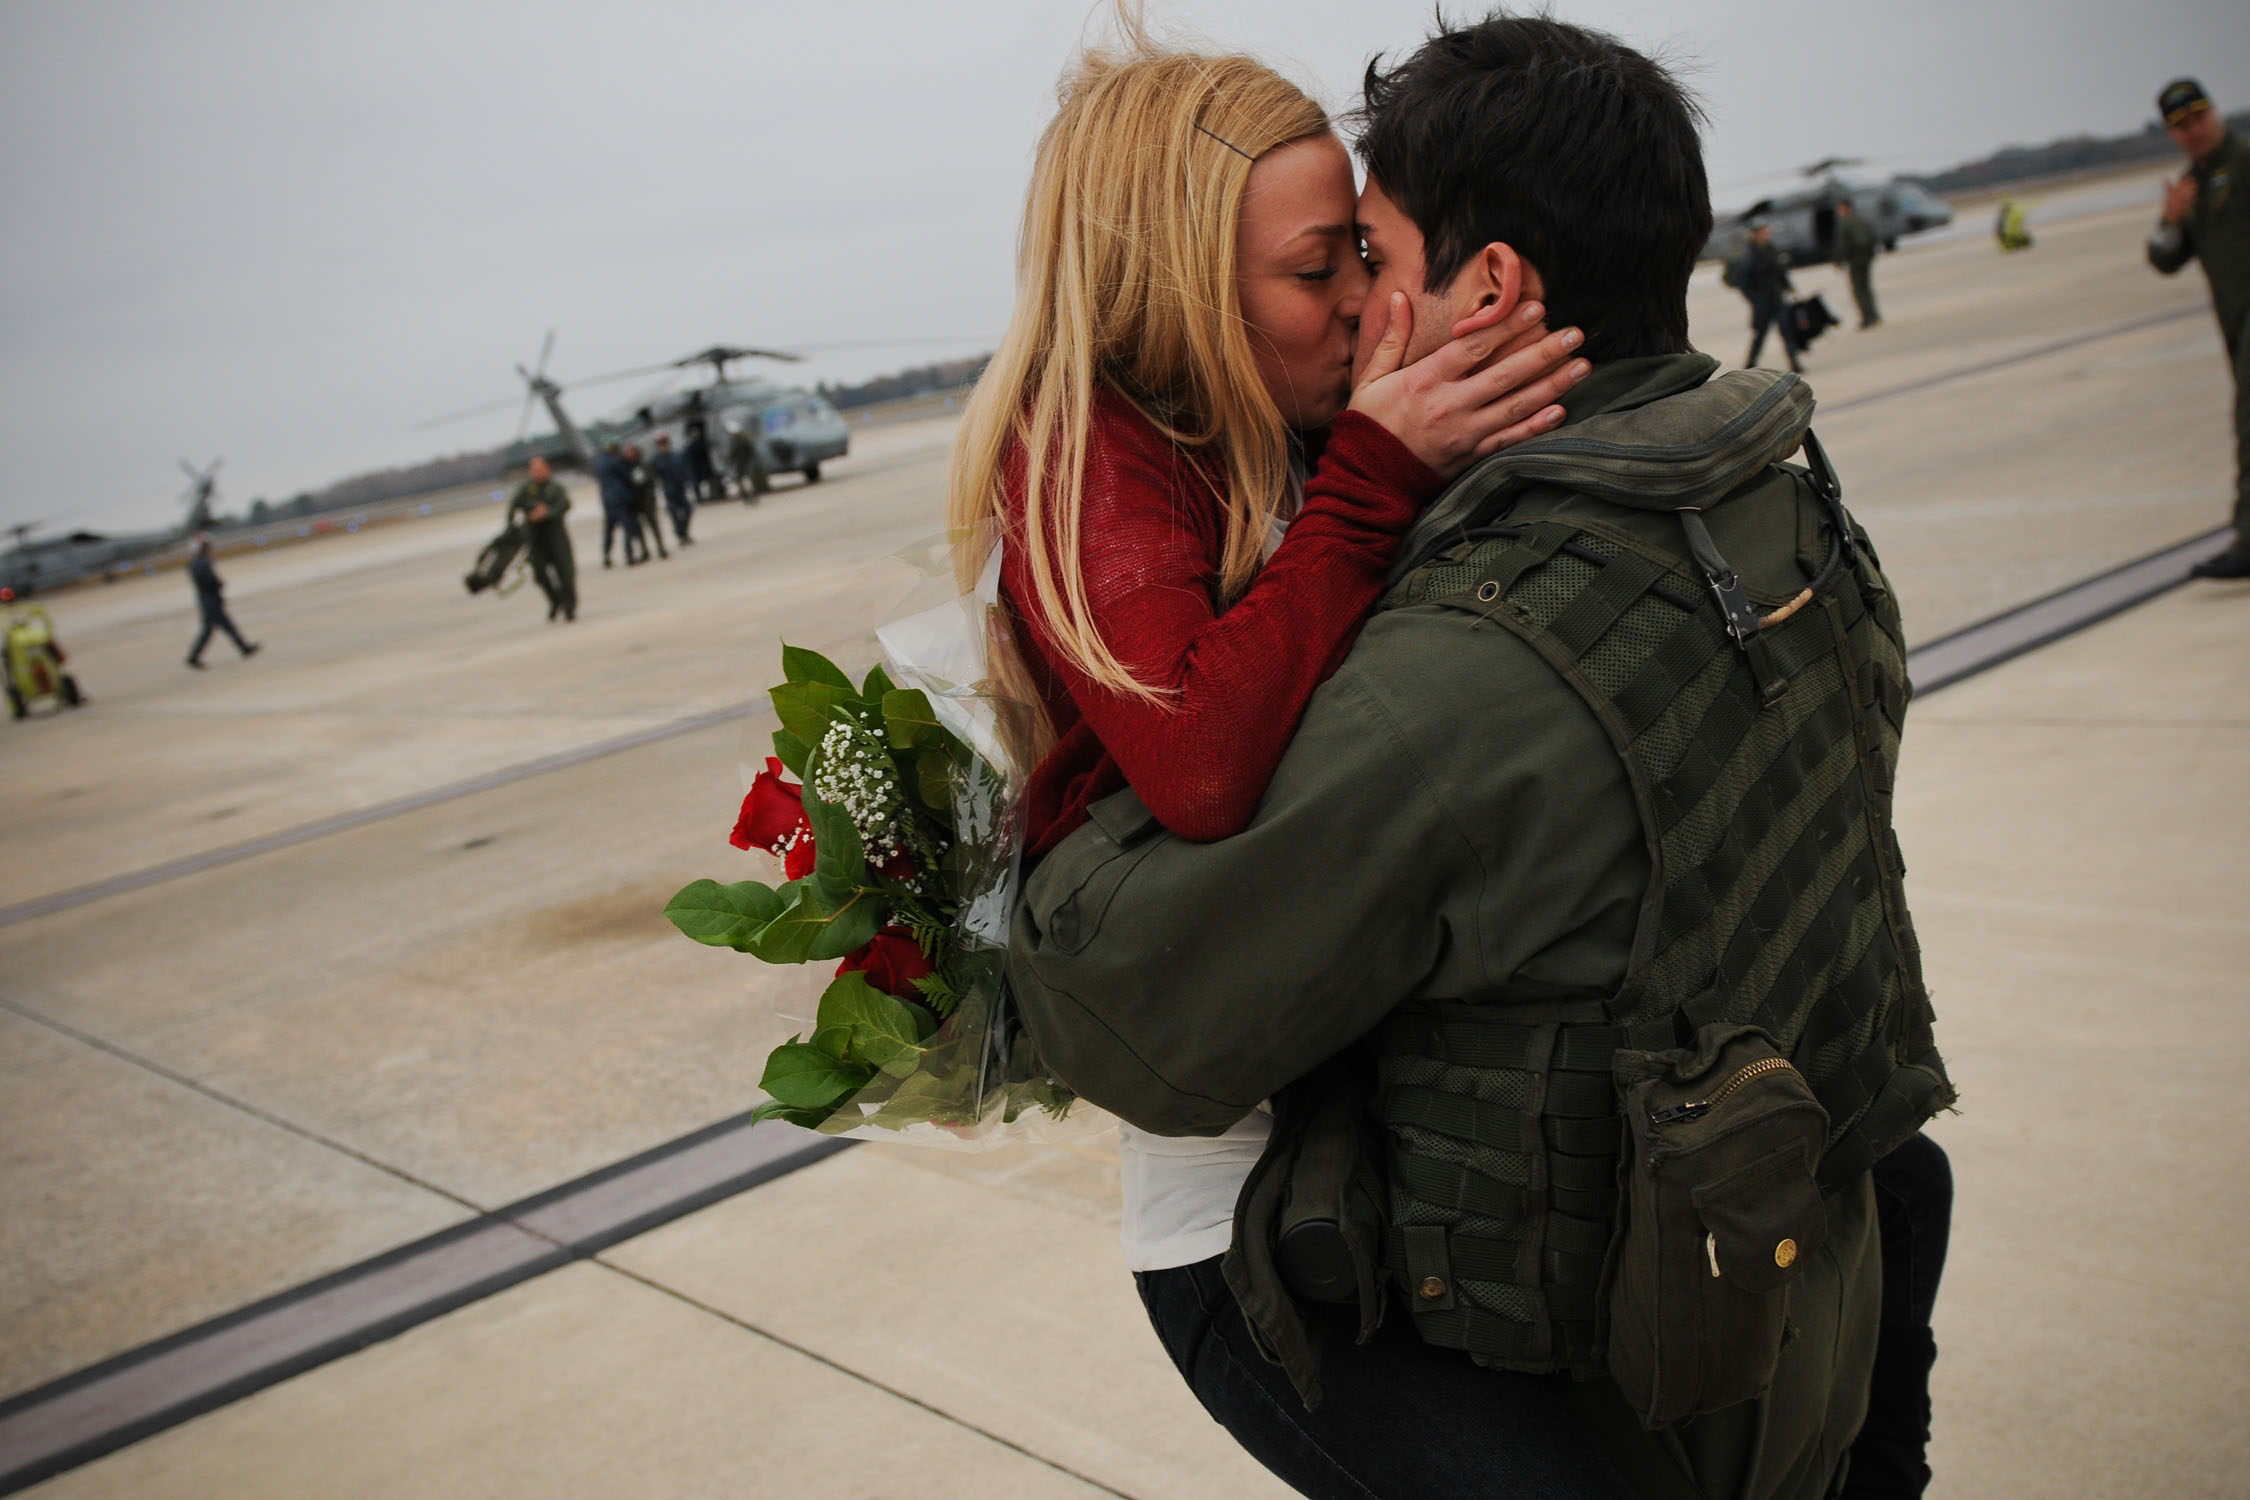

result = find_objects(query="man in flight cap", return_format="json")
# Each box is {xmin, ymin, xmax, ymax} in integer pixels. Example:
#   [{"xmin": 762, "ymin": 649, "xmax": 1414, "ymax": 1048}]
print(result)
[{"xmin": 2148, "ymin": 78, "xmax": 2250, "ymax": 579}]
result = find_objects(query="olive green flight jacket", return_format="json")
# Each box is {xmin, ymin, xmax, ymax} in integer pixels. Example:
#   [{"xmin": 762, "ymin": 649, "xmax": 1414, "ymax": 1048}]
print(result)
[
  {"xmin": 1008, "ymin": 354, "xmax": 1883, "ymax": 1500},
  {"xmin": 2150, "ymin": 127, "xmax": 2250, "ymax": 347}
]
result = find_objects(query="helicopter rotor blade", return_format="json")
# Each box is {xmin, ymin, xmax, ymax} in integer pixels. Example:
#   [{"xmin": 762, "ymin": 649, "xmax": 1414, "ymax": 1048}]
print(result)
[
  {"xmin": 566, "ymin": 359, "xmax": 687, "ymax": 390},
  {"xmin": 514, "ymin": 387, "xmax": 537, "ymax": 443},
  {"xmin": 179, "ymin": 458, "xmax": 199, "ymax": 481},
  {"xmin": 416, "ymin": 393, "xmax": 536, "ymax": 430},
  {"xmin": 534, "ymin": 328, "xmax": 555, "ymax": 381}
]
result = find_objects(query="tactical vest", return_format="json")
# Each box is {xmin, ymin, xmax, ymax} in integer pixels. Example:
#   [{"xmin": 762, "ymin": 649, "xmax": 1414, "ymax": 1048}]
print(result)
[{"xmin": 1373, "ymin": 434, "xmax": 1953, "ymax": 1378}]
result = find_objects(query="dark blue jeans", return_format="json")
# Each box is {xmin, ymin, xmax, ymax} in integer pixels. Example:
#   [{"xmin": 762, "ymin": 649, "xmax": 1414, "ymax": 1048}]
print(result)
[
  {"xmin": 1135, "ymin": 1134, "xmax": 1953, "ymax": 1500},
  {"xmin": 1135, "ymin": 1256, "xmax": 1641, "ymax": 1500},
  {"xmin": 1841, "ymin": 1133, "xmax": 1953, "ymax": 1500}
]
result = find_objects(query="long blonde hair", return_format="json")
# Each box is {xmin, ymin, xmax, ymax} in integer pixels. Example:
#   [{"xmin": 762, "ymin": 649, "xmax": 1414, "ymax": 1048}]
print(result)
[{"xmin": 946, "ymin": 33, "xmax": 1329, "ymax": 703}]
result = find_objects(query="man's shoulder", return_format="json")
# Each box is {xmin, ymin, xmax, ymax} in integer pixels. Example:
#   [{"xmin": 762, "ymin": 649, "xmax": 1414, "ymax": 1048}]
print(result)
[{"xmin": 1305, "ymin": 599, "xmax": 1616, "ymax": 793}]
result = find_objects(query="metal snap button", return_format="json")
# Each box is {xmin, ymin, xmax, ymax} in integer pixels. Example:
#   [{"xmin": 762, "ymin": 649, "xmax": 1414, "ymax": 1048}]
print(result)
[
  {"xmin": 1419, "ymin": 1275, "xmax": 1448, "ymax": 1299},
  {"xmin": 1774, "ymin": 1238, "xmax": 1798, "ymax": 1269}
]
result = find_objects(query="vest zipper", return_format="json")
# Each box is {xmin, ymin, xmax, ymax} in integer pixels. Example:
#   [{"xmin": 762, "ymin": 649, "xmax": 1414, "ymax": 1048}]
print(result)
[{"xmin": 1648, "ymin": 1057, "xmax": 1798, "ymax": 1125}]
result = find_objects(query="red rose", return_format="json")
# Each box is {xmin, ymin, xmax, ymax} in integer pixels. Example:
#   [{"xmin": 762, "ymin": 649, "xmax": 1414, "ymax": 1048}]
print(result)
[
  {"xmin": 837, "ymin": 925, "xmax": 935, "ymax": 999},
  {"xmin": 876, "ymin": 851, "xmax": 917, "ymax": 883},
  {"xmin": 731, "ymin": 756, "xmax": 816, "ymax": 880}
]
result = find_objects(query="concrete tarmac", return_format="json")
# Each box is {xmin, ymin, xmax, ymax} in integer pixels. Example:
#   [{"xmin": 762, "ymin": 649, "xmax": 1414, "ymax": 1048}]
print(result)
[{"xmin": 2, "ymin": 165, "xmax": 2244, "ymax": 1495}]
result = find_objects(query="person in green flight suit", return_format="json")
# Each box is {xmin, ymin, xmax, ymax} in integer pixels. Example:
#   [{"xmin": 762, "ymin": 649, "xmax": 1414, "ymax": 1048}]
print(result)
[
  {"xmin": 1834, "ymin": 198, "xmax": 1881, "ymax": 329},
  {"xmin": 507, "ymin": 455, "xmax": 576, "ymax": 621},
  {"xmin": 2147, "ymin": 78, "xmax": 2250, "ymax": 579},
  {"xmin": 1006, "ymin": 15, "xmax": 1954, "ymax": 1500}
]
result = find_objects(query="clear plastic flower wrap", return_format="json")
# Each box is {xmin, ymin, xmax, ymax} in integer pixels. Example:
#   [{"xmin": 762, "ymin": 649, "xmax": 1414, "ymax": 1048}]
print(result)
[{"xmin": 665, "ymin": 536, "xmax": 1107, "ymax": 1149}]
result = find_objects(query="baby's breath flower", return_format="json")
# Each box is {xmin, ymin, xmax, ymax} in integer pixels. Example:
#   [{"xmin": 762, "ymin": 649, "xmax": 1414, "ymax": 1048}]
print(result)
[{"xmin": 810, "ymin": 716, "xmax": 906, "ymax": 863}]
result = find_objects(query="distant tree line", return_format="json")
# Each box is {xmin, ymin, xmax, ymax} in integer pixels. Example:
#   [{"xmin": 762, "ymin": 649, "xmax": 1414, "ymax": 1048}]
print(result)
[
  {"xmin": 818, "ymin": 355, "xmax": 992, "ymax": 410},
  {"xmin": 1910, "ymin": 110, "xmax": 2250, "ymax": 195}
]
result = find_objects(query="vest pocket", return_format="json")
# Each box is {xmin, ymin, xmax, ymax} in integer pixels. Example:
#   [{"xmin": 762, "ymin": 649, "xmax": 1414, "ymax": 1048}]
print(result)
[{"xmin": 1607, "ymin": 1024, "xmax": 1829, "ymax": 1429}]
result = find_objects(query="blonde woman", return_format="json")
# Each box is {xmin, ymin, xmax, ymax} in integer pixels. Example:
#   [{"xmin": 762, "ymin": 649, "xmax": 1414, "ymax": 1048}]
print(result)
[{"xmin": 948, "ymin": 41, "xmax": 1588, "ymax": 863}]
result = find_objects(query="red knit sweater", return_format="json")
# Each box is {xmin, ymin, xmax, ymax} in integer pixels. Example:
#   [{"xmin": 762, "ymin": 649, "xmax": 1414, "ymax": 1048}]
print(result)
[{"xmin": 1001, "ymin": 388, "xmax": 1442, "ymax": 857}]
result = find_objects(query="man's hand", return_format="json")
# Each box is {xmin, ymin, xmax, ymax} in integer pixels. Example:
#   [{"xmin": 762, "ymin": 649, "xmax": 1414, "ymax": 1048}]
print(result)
[
  {"xmin": 1349, "ymin": 294, "xmax": 1590, "ymax": 480},
  {"xmin": 2163, "ymin": 175, "xmax": 2199, "ymax": 226},
  {"xmin": 528, "ymin": 502, "xmax": 550, "ymax": 522}
]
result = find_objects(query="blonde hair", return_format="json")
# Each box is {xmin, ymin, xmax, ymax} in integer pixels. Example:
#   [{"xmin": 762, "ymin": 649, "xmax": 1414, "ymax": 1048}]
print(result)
[{"xmin": 945, "ymin": 29, "xmax": 1329, "ymax": 705}]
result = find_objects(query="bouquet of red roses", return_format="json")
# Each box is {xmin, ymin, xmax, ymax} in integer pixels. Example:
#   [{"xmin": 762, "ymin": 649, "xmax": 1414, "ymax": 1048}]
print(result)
[{"xmin": 666, "ymin": 642, "xmax": 1075, "ymax": 1139}]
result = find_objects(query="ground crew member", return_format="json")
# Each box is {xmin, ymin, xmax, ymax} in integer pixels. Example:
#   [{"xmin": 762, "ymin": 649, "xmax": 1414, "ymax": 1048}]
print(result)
[
  {"xmin": 623, "ymin": 443, "xmax": 668, "ymax": 560},
  {"xmin": 6, "ymin": 603, "xmax": 86, "ymax": 716},
  {"xmin": 507, "ymin": 455, "xmax": 576, "ymax": 621},
  {"xmin": 594, "ymin": 437, "xmax": 645, "ymax": 567},
  {"xmin": 1734, "ymin": 220, "xmax": 1803, "ymax": 372},
  {"xmin": 1995, "ymin": 200, "xmax": 2034, "ymax": 252},
  {"xmin": 1836, "ymin": 197, "xmax": 1881, "ymax": 328},
  {"xmin": 651, "ymin": 432, "xmax": 695, "ymax": 544},
  {"xmin": 184, "ymin": 534, "xmax": 259, "ymax": 669},
  {"xmin": 2148, "ymin": 78, "xmax": 2250, "ymax": 579}
]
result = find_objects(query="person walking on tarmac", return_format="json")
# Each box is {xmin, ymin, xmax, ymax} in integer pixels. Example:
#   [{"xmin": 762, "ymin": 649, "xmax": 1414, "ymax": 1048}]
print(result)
[
  {"xmin": 594, "ymin": 437, "xmax": 646, "ymax": 567},
  {"xmin": 1734, "ymin": 219, "xmax": 1803, "ymax": 372},
  {"xmin": 184, "ymin": 534, "xmax": 260, "ymax": 669},
  {"xmin": 1835, "ymin": 197, "xmax": 1882, "ymax": 328},
  {"xmin": 651, "ymin": 432, "xmax": 695, "ymax": 545},
  {"xmin": 507, "ymin": 455, "xmax": 577, "ymax": 621},
  {"xmin": 623, "ymin": 443, "xmax": 668, "ymax": 560},
  {"xmin": 2148, "ymin": 78, "xmax": 2250, "ymax": 580}
]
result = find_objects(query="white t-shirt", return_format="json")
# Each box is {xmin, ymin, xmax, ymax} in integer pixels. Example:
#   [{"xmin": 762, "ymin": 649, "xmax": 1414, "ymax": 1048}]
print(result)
[
  {"xmin": 1116, "ymin": 457, "xmax": 1300, "ymax": 1272},
  {"xmin": 1116, "ymin": 1107, "xmax": 1272, "ymax": 1272}
]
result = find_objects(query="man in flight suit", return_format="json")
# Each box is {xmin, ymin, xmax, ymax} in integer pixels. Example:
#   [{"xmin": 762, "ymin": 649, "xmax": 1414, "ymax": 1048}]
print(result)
[
  {"xmin": 1835, "ymin": 198, "xmax": 1881, "ymax": 329},
  {"xmin": 507, "ymin": 455, "xmax": 576, "ymax": 621},
  {"xmin": 2148, "ymin": 79, "xmax": 2250, "ymax": 579}
]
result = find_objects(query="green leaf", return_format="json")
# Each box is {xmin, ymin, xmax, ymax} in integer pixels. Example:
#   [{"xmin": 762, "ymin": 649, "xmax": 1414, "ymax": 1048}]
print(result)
[
  {"xmin": 816, "ymin": 971, "xmax": 930, "ymax": 1076},
  {"xmin": 751, "ymin": 884, "xmax": 888, "ymax": 963},
  {"xmin": 758, "ymin": 1041, "xmax": 872, "ymax": 1110},
  {"xmin": 770, "ymin": 681, "xmax": 852, "ymax": 748},
  {"xmin": 749, "ymin": 1097, "xmax": 842, "ymax": 1130},
  {"xmin": 881, "ymin": 688, "xmax": 943, "ymax": 751},
  {"xmin": 915, "ymin": 750, "xmax": 956, "ymax": 813},
  {"xmin": 781, "ymin": 644, "xmax": 856, "ymax": 693},
  {"xmin": 772, "ymin": 727, "xmax": 811, "ymax": 778},
  {"xmin": 864, "ymin": 1067, "xmax": 981, "ymax": 1130},
  {"xmin": 665, "ymin": 879, "xmax": 788, "ymax": 951},
  {"xmin": 804, "ymin": 792, "xmax": 868, "ymax": 905},
  {"xmin": 860, "ymin": 661, "xmax": 898, "ymax": 701}
]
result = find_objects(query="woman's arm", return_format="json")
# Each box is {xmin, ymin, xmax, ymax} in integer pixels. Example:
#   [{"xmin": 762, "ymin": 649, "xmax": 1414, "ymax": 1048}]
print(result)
[{"xmin": 1012, "ymin": 401, "xmax": 1437, "ymax": 842}]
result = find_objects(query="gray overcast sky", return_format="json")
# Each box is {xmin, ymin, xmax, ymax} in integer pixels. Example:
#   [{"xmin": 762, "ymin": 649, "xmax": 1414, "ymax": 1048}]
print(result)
[{"xmin": 2, "ymin": 0, "xmax": 2244, "ymax": 534}]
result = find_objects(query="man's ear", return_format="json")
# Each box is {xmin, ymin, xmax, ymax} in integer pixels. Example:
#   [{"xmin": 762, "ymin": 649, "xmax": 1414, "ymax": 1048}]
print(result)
[{"xmin": 1460, "ymin": 243, "xmax": 1548, "ymax": 325}]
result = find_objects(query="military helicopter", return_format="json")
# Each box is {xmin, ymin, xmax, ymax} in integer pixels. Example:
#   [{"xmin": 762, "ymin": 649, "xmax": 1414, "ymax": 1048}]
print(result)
[
  {"xmin": 623, "ymin": 345, "xmax": 851, "ymax": 496},
  {"xmin": 0, "ymin": 459, "xmax": 224, "ymax": 597},
  {"xmin": 1704, "ymin": 158, "xmax": 1956, "ymax": 268},
  {"xmin": 423, "ymin": 335, "xmax": 850, "ymax": 497}
]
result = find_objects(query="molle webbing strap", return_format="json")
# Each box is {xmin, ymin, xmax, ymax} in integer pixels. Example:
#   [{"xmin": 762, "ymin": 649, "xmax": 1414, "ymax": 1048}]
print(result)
[
  {"xmin": 1543, "ymin": 550, "xmax": 1673, "ymax": 659},
  {"xmin": 1385, "ymin": 1086, "xmax": 1625, "ymax": 1158}
]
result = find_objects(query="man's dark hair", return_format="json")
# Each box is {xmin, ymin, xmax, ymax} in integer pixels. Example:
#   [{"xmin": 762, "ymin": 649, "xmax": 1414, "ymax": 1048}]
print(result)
[{"xmin": 1357, "ymin": 12, "xmax": 1712, "ymax": 360}]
